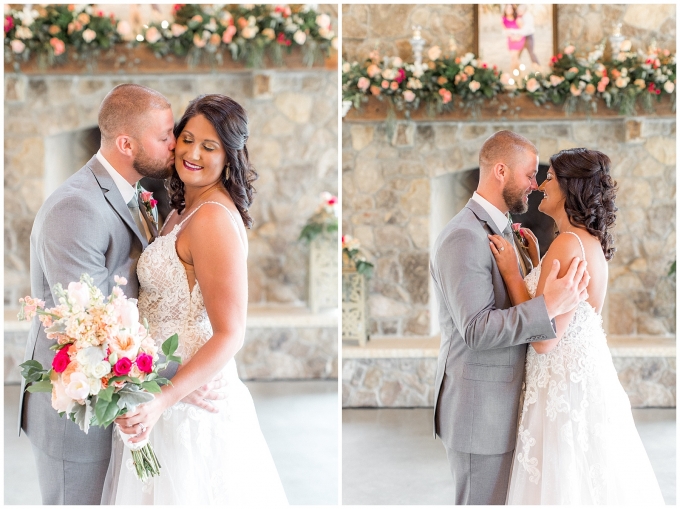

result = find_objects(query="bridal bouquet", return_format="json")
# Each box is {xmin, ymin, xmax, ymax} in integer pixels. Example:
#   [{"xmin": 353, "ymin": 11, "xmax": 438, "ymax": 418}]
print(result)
[{"xmin": 18, "ymin": 274, "xmax": 181, "ymax": 483}]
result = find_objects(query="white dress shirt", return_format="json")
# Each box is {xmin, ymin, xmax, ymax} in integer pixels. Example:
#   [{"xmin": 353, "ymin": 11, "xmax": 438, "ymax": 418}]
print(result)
[
  {"xmin": 472, "ymin": 191, "xmax": 510, "ymax": 233},
  {"xmin": 96, "ymin": 150, "xmax": 151, "ymax": 241}
]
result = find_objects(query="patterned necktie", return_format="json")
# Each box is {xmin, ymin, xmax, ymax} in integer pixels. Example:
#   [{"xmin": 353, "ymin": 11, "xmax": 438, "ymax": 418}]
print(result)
[
  {"xmin": 127, "ymin": 192, "xmax": 149, "ymax": 242},
  {"xmin": 503, "ymin": 221, "xmax": 527, "ymax": 278}
]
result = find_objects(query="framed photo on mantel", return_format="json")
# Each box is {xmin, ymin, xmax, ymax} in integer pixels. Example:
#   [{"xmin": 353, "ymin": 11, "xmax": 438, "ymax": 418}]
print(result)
[{"xmin": 474, "ymin": 4, "xmax": 558, "ymax": 77}]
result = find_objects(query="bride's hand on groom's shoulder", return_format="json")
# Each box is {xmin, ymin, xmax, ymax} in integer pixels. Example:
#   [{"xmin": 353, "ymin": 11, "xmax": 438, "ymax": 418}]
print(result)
[{"xmin": 488, "ymin": 234, "xmax": 520, "ymax": 279}]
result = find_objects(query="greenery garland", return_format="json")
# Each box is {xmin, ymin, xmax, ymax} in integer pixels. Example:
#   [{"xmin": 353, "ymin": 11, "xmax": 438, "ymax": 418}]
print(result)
[
  {"xmin": 342, "ymin": 41, "xmax": 676, "ymax": 117},
  {"xmin": 4, "ymin": 4, "xmax": 337, "ymax": 70}
]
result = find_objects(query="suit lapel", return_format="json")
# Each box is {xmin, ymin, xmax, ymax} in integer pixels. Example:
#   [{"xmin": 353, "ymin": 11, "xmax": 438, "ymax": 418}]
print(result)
[
  {"xmin": 466, "ymin": 199, "xmax": 503, "ymax": 236},
  {"xmin": 88, "ymin": 156, "xmax": 148, "ymax": 249}
]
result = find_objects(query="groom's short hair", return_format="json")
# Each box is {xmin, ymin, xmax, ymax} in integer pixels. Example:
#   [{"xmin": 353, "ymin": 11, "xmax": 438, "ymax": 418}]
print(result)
[
  {"xmin": 98, "ymin": 84, "xmax": 171, "ymax": 144},
  {"xmin": 479, "ymin": 130, "xmax": 537, "ymax": 178}
]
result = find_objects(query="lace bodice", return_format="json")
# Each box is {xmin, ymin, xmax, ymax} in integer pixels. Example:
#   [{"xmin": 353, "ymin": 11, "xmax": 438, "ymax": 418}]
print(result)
[{"xmin": 137, "ymin": 201, "xmax": 243, "ymax": 361}]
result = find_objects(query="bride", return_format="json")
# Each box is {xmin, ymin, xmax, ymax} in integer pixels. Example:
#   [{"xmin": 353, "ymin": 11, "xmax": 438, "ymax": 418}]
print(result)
[
  {"xmin": 489, "ymin": 148, "xmax": 664, "ymax": 505},
  {"xmin": 101, "ymin": 95, "xmax": 288, "ymax": 505}
]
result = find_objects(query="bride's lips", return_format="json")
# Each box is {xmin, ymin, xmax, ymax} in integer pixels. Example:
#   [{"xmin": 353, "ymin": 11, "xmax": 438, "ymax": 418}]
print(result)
[{"xmin": 182, "ymin": 159, "xmax": 203, "ymax": 172}]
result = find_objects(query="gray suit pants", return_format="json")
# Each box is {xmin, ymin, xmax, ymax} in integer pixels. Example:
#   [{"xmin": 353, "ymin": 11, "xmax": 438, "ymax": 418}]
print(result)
[
  {"xmin": 444, "ymin": 445, "xmax": 514, "ymax": 505},
  {"xmin": 32, "ymin": 444, "xmax": 109, "ymax": 505}
]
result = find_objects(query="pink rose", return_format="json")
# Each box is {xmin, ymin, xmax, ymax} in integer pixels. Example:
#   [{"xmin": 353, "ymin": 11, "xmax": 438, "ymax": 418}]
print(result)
[
  {"xmin": 395, "ymin": 68, "xmax": 406, "ymax": 84},
  {"xmin": 439, "ymin": 88, "xmax": 452, "ymax": 104},
  {"xmin": 222, "ymin": 24, "xmax": 237, "ymax": 44},
  {"xmin": 50, "ymin": 37, "xmax": 65, "ymax": 56},
  {"xmin": 357, "ymin": 77, "xmax": 370, "ymax": 91},
  {"xmin": 390, "ymin": 81, "xmax": 399, "ymax": 91},
  {"xmin": 5, "ymin": 15, "xmax": 14, "ymax": 34},
  {"xmin": 140, "ymin": 191, "xmax": 153, "ymax": 202},
  {"xmin": 150, "ymin": 199, "xmax": 158, "ymax": 208},
  {"xmin": 52, "ymin": 345, "xmax": 72, "ymax": 373},
  {"xmin": 381, "ymin": 80, "xmax": 389, "ymax": 89},
  {"xmin": 403, "ymin": 90, "xmax": 416, "ymax": 102},
  {"xmin": 136, "ymin": 353, "xmax": 154, "ymax": 374},
  {"xmin": 113, "ymin": 357, "xmax": 132, "ymax": 376}
]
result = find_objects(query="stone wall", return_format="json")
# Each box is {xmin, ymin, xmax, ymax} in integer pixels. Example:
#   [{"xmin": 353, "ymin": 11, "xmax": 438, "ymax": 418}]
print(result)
[
  {"xmin": 342, "ymin": 355, "xmax": 676, "ymax": 408},
  {"xmin": 342, "ymin": 4, "xmax": 675, "ymax": 62},
  {"xmin": 4, "ymin": 67, "xmax": 337, "ymax": 307},
  {"xmin": 342, "ymin": 117, "xmax": 676, "ymax": 338}
]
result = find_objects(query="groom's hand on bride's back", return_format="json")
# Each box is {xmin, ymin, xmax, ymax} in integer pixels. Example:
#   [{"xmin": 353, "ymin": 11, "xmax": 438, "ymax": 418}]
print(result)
[
  {"xmin": 542, "ymin": 257, "xmax": 590, "ymax": 319},
  {"xmin": 180, "ymin": 370, "xmax": 228, "ymax": 413}
]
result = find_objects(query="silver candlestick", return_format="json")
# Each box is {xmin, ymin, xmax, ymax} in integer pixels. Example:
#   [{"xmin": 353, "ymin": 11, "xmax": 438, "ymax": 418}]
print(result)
[
  {"xmin": 609, "ymin": 23, "xmax": 624, "ymax": 55},
  {"xmin": 410, "ymin": 25, "xmax": 426, "ymax": 68}
]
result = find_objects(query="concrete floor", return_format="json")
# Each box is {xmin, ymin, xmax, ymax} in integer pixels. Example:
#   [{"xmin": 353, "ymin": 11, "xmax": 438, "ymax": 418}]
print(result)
[
  {"xmin": 5, "ymin": 380, "xmax": 338, "ymax": 505},
  {"xmin": 343, "ymin": 407, "xmax": 676, "ymax": 505}
]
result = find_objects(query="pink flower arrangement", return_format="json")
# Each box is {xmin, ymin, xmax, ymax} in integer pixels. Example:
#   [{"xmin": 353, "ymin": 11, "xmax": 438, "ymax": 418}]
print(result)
[{"xmin": 5, "ymin": 15, "xmax": 14, "ymax": 34}]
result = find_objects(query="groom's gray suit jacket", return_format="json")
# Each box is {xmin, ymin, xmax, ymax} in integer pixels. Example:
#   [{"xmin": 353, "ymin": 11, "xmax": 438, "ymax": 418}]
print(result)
[
  {"xmin": 19, "ymin": 155, "xmax": 163, "ymax": 463},
  {"xmin": 431, "ymin": 199, "xmax": 556, "ymax": 456}
]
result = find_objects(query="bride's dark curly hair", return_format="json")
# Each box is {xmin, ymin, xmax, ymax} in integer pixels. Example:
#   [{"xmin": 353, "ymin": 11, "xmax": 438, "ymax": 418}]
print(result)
[
  {"xmin": 549, "ymin": 148, "xmax": 618, "ymax": 260},
  {"xmin": 168, "ymin": 94, "xmax": 257, "ymax": 228}
]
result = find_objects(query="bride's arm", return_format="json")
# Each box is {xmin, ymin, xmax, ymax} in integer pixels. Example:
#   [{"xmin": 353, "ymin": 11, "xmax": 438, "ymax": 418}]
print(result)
[
  {"xmin": 488, "ymin": 234, "xmax": 532, "ymax": 306},
  {"xmin": 118, "ymin": 206, "xmax": 247, "ymax": 442},
  {"xmin": 531, "ymin": 234, "xmax": 584, "ymax": 353}
]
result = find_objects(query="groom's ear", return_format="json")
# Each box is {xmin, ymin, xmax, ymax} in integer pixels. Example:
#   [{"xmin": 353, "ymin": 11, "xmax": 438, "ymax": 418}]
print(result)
[
  {"xmin": 114, "ymin": 134, "xmax": 135, "ymax": 158},
  {"xmin": 493, "ymin": 162, "xmax": 507, "ymax": 183}
]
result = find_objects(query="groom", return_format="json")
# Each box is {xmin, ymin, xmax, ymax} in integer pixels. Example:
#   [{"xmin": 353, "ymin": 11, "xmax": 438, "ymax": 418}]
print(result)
[
  {"xmin": 430, "ymin": 130, "xmax": 589, "ymax": 505},
  {"xmin": 20, "ymin": 84, "xmax": 225, "ymax": 505}
]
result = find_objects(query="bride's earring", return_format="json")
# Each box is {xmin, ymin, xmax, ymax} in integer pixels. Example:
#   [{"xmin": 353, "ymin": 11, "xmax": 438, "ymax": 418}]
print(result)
[{"xmin": 224, "ymin": 162, "xmax": 231, "ymax": 181}]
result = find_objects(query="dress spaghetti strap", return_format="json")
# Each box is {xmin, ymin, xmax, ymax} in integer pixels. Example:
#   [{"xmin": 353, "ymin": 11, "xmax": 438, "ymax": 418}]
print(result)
[
  {"xmin": 176, "ymin": 201, "xmax": 246, "ymax": 254},
  {"xmin": 563, "ymin": 231, "xmax": 586, "ymax": 261}
]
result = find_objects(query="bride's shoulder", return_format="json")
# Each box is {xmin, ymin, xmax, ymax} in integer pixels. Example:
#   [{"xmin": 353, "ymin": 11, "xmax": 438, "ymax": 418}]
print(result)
[
  {"xmin": 184, "ymin": 199, "xmax": 246, "ymax": 248},
  {"xmin": 543, "ymin": 232, "xmax": 586, "ymax": 266}
]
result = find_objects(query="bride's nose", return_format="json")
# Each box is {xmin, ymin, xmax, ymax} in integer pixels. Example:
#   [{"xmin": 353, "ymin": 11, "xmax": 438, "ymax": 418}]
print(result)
[{"xmin": 538, "ymin": 180, "xmax": 546, "ymax": 191}]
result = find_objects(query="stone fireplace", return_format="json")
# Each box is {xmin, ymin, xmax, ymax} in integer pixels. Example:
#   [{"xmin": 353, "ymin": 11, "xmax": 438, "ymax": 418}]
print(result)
[
  {"xmin": 4, "ymin": 57, "xmax": 338, "ymax": 382},
  {"xmin": 342, "ymin": 100, "xmax": 676, "ymax": 407}
]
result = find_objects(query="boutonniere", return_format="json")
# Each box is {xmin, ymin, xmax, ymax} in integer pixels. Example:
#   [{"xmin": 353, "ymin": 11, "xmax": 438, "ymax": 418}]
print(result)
[
  {"xmin": 512, "ymin": 222, "xmax": 529, "ymax": 248},
  {"xmin": 139, "ymin": 189, "xmax": 159, "ymax": 229}
]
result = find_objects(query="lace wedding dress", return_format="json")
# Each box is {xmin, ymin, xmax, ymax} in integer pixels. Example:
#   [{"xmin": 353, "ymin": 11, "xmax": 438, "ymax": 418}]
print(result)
[
  {"xmin": 506, "ymin": 232, "xmax": 664, "ymax": 505},
  {"xmin": 102, "ymin": 202, "xmax": 288, "ymax": 505}
]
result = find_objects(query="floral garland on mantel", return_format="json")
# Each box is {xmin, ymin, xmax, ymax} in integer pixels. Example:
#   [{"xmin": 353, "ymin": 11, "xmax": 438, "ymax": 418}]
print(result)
[
  {"xmin": 4, "ymin": 4, "xmax": 337, "ymax": 70},
  {"xmin": 342, "ymin": 41, "xmax": 676, "ymax": 118}
]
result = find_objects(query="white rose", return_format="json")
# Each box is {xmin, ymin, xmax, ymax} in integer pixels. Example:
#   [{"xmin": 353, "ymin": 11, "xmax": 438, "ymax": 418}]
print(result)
[
  {"xmin": 550, "ymin": 75, "xmax": 565, "ymax": 87},
  {"xmin": 15, "ymin": 26, "xmax": 32, "ymax": 39},
  {"xmin": 144, "ymin": 26, "xmax": 161, "ymax": 44},
  {"xmin": 91, "ymin": 361, "xmax": 112, "ymax": 379},
  {"xmin": 461, "ymin": 52, "xmax": 474, "ymax": 65},
  {"xmin": 293, "ymin": 30, "xmax": 306, "ymax": 45},
  {"xmin": 403, "ymin": 90, "xmax": 416, "ymax": 102},
  {"xmin": 118, "ymin": 300, "xmax": 139, "ymax": 330},
  {"xmin": 500, "ymin": 73, "xmax": 511, "ymax": 86},
  {"xmin": 392, "ymin": 57, "xmax": 403, "ymax": 68},
  {"xmin": 318, "ymin": 27, "xmax": 333, "ymax": 39},
  {"xmin": 10, "ymin": 40, "xmax": 26, "ymax": 54},
  {"xmin": 469, "ymin": 80, "xmax": 481, "ymax": 92},
  {"xmin": 620, "ymin": 40, "xmax": 632, "ymax": 52},
  {"xmin": 342, "ymin": 62, "xmax": 350, "ymax": 73},
  {"xmin": 331, "ymin": 37, "xmax": 338, "ymax": 50},
  {"xmin": 89, "ymin": 377, "xmax": 102, "ymax": 395},
  {"xmin": 76, "ymin": 345, "xmax": 105, "ymax": 368},
  {"xmin": 51, "ymin": 375, "xmax": 74, "ymax": 414},
  {"xmin": 65, "ymin": 372, "xmax": 91, "ymax": 401},
  {"xmin": 116, "ymin": 20, "xmax": 133, "ymax": 41},
  {"xmin": 664, "ymin": 81, "xmax": 675, "ymax": 93},
  {"xmin": 82, "ymin": 29, "xmax": 97, "ymax": 44},
  {"xmin": 615, "ymin": 76, "xmax": 629, "ymax": 88},
  {"xmin": 67, "ymin": 282, "xmax": 90, "ymax": 308},
  {"xmin": 316, "ymin": 13, "xmax": 331, "ymax": 29}
]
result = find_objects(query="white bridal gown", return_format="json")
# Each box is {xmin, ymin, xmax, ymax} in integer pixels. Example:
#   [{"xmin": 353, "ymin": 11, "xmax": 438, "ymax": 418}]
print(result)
[
  {"xmin": 506, "ymin": 232, "xmax": 664, "ymax": 505},
  {"xmin": 102, "ymin": 202, "xmax": 288, "ymax": 505}
]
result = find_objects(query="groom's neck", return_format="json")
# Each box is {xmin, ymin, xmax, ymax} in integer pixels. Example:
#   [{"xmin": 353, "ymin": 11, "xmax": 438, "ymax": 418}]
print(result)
[
  {"xmin": 100, "ymin": 146, "xmax": 141, "ymax": 186},
  {"xmin": 475, "ymin": 187, "xmax": 508, "ymax": 214}
]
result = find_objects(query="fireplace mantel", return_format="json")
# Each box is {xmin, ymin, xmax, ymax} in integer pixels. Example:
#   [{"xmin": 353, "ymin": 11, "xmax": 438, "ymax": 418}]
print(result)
[
  {"xmin": 5, "ymin": 46, "xmax": 337, "ymax": 75},
  {"xmin": 344, "ymin": 95, "xmax": 675, "ymax": 122}
]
